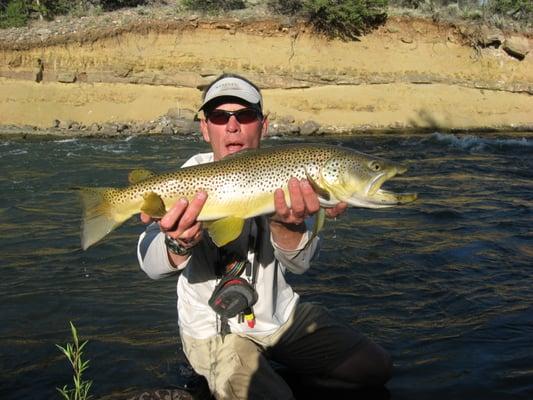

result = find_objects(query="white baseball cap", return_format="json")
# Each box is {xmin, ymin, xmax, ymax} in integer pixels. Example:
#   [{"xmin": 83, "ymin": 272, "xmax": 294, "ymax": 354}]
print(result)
[{"xmin": 199, "ymin": 76, "xmax": 262, "ymax": 111}]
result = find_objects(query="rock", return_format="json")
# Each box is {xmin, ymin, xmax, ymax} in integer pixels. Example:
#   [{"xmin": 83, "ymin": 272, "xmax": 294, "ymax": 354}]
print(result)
[
  {"xmin": 59, "ymin": 120, "xmax": 76, "ymax": 129},
  {"xmin": 114, "ymin": 65, "xmax": 133, "ymax": 78},
  {"xmin": 300, "ymin": 120, "xmax": 320, "ymax": 136},
  {"xmin": 503, "ymin": 37, "xmax": 530, "ymax": 60},
  {"xmin": 149, "ymin": 124, "xmax": 165, "ymax": 134},
  {"xmin": 268, "ymin": 120, "xmax": 299, "ymax": 137},
  {"xmin": 173, "ymin": 119, "xmax": 198, "ymax": 135},
  {"xmin": 278, "ymin": 115, "xmax": 295, "ymax": 124},
  {"xmin": 166, "ymin": 107, "xmax": 196, "ymax": 120},
  {"xmin": 89, "ymin": 123, "xmax": 101, "ymax": 132},
  {"xmin": 116, "ymin": 123, "xmax": 129, "ymax": 132},
  {"xmin": 128, "ymin": 388, "xmax": 195, "ymax": 400},
  {"xmin": 199, "ymin": 69, "xmax": 222, "ymax": 78},
  {"xmin": 51, "ymin": 119, "xmax": 60, "ymax": 128},
  {"xmin": 478, "ymin": 26, "xmax": 504, "ymax": 48},
  {"xmin": 34, "ymin": 58, "xmax": 44, "ymax": 83},
  {"xmin": 36, "ymin": 28, "xmax": 51, "ymax": 37},
  {"xmin": 8, "ymin": 55, "xmax": 22, "ymax": 68},
  {"xmin": 57, "ymin": 72, "xmax": 77, "ymax": 83},
  {"xmin": 161, "ymin": 125, "xmax": 174, "ymax": 135}
]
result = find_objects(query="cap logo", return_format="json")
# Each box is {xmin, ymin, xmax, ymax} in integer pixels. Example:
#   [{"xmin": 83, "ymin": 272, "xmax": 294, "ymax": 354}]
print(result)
[{"xmin": 214, "ymin": 82, "xmax": 242, "ymax": 91}]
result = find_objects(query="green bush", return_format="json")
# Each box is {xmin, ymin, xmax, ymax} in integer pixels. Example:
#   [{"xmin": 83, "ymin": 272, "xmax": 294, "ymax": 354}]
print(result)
[
  {"xmin": 182, "ymin": 0, "xmax": 246, "ymax": 13},
  {"xmin": 488, "ymin": 0, "xmax": 532, "ymax": 22},
  {"xmin": 304, "ymin": 0, "xmax": 388, "ymax": 40},
  {"xmin": 266, "ymin": 0, "xmax": 303, "ymax": 15},
  {"xmin": 0, "ymin": 0, "xmax": 29, "ymax": 28}
]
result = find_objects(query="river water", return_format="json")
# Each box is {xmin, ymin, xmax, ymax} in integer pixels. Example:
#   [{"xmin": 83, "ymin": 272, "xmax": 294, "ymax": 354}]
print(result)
[{"xmin": 1, "ymin": 132, "xmax": 532, "ymax": 399}]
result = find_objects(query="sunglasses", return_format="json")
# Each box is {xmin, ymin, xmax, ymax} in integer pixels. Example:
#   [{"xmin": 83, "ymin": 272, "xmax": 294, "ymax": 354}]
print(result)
[{"xmin": 206, "ymin": 108, "xmax": 262, "ymax": 125}]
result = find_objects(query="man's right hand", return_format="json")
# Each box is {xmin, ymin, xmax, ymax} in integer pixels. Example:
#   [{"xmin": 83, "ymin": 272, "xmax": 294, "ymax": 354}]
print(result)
[{"xmin": 140, "ymin": 191, "xmax": 208, "ymax": 266}]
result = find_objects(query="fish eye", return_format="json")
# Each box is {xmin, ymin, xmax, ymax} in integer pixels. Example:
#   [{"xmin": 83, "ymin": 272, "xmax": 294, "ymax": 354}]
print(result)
[{"xmin": 369, "ymin": 161, "xmax": 381, "ymax": 171}]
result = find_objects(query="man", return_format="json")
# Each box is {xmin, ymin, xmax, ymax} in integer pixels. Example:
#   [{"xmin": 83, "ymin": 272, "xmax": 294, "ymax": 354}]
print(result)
[{"xmin": 138, "ymin": 73, "xmax": 392, "ymax": 399}]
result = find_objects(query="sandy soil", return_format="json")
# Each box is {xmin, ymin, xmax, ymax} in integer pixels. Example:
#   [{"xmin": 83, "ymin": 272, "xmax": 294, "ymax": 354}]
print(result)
[
  {"xmin": 2, "ymin": 78, "xmax": 531, "ymax": 131},
  {"xmin": 0, "ymin": 17, "xmax": 531, "ymax": 132}
]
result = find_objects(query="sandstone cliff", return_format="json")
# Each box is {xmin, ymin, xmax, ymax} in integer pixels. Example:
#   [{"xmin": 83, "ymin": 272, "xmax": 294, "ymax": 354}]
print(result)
[{"xmin": 1, "ymin": 9, "xmax": 532, "ymax": 135}]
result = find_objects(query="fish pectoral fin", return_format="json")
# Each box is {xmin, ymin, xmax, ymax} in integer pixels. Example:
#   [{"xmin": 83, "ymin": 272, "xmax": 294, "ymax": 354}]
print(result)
[
  {"xmin": 128, "ymin": 169, "xmax": 156, "ymax": 184},
  {"xmin": 304, "ymin": 169, "xmax": 331, "ymax": 201},
  {"xmin": 313, "ymin": 208, "xmax": 326, "ymax": 236},
  {"xmin": 204, "ymin": 216, "xmax": 246, "ymax": 247},
  {"xmin": 140, "ymin": 191, "xmax": 167, "ymax": 218}
]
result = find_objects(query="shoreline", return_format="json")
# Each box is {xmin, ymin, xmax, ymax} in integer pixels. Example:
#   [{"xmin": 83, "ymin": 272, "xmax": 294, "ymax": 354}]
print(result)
[{"xmin": 2, "ymin": 123, "xmax": 533, "ymax": 140}]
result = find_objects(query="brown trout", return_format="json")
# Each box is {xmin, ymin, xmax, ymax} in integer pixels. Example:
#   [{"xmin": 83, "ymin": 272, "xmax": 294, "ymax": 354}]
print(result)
[{"xmin": 75, "ymin": 144, "xmax": 417, "ymax": 250}]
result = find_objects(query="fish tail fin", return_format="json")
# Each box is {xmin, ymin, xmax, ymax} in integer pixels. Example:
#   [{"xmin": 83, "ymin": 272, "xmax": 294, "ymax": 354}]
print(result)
[{"xmin": 73, "ymin": 187, "xmax": 132, "ymax": 250}]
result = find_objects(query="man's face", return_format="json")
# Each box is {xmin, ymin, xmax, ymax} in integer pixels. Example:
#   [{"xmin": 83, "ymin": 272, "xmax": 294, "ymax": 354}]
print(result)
[{"xmin": 200, "ymin": 102, "xmax": 268, "ymax": 161}]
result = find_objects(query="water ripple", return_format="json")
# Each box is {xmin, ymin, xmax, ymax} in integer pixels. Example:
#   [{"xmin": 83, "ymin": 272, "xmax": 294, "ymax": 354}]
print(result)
[{"xmin": 0, "ymin": 133, "xmax": 532, "ymax": 399}]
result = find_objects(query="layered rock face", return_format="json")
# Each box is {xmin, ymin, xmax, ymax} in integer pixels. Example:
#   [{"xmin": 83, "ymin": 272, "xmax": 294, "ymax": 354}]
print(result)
[{"xmin": 1, "ymin": 16, "xmax": 532, "ymax": 133}]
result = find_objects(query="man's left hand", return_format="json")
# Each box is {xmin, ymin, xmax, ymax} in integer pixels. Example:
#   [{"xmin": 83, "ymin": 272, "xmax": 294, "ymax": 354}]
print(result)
[
  {"xmin": 269, "ymin": 177, "xmax": 348, "ymax": 250},
  {"xmin": 271, "ymin": 178, "xmax": 320, "ymax": 226}
]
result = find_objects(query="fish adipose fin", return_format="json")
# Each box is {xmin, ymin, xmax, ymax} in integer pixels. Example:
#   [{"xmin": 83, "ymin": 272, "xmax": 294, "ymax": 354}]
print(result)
[
  {"xmin": 140, "ymin": 191, "xmax": 167, "ymax": 218},
  {"xmin": 73, "ymin": 187, "xmax": 133, "ymax": 250},
  {"xmin": 205, "ymin": 216, "xmax": 246, "ymax": 247},
  {"xmin": 128, "ymin": 169, "xmax": 156, "ymax": 184}
]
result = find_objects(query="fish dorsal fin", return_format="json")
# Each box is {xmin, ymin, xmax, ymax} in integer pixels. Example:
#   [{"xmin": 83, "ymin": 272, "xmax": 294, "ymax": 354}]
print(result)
[
  {"xmin": 140, "ymin": 191, "xmax": 167, "ymax": 218},
  {"xmin": 128, "ymin": 169, "xmax": 156, "ymax": 184},
  {"xmin": 305, "ymin": 169, "xmax": 331, "ymax": 201},
  {"xmin": 204, "ymin": 216, "xmax": 246, "ymax": 247}
]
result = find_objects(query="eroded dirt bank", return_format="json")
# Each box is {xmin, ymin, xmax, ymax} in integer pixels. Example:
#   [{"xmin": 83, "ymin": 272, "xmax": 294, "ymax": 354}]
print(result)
[{"xmin": 1, "ymin": 15, "xmax": 532, "ymax": 134}]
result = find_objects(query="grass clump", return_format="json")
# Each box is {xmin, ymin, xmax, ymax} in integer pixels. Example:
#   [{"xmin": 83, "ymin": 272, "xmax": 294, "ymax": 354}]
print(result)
[
  {"xmin": 488, "ymin": 0, "xmax": 532, "ymax": 24},
  {"xmin": 56, "ymin": 322, "xmax": 93, "ymax": 400},
  {"xmin": 181, "ymin": 0, "xmax": 246, "ymax": 13},
  {"xmin": 0, "ymin": 0, "xmax": 30, "ymax": 28}
]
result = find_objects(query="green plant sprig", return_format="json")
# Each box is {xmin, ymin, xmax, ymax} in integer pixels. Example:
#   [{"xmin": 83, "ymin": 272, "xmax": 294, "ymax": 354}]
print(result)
[{"xmin": 56, "ymin": 321, "xmax": 93, "ymax": 400}]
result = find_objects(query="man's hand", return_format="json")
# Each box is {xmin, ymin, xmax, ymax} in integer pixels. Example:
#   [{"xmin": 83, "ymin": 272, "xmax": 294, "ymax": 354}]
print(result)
[
  {"xmin": 271, "ymin": 178, "xmax": 320, "ymax": 226},
  {"xmin": 140, "ymin": 191, "xmax": 208, "ymax": 266},
  {"xmin": 269, "ymin": 178, "xmax": 348, "ymax": 250},
  {"xmin": 325, "ymin": 202, "xmax": 348, "ymax": 219}
]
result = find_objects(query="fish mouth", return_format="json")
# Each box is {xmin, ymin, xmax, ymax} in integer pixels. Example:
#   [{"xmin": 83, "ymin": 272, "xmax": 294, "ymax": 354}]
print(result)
[
  {"xmin": 366, "ymin": 163, "xmax": 409, "ymax": 195},
  {"xmin": 361, "ymin": 164, "xmax": 416, "ymax": 207}
]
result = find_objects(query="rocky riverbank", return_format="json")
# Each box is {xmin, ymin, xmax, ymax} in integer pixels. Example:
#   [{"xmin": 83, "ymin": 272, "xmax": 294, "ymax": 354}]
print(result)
[{"xmin": 0, "ymin": 5, "xmax": 532, "ymax": 136}]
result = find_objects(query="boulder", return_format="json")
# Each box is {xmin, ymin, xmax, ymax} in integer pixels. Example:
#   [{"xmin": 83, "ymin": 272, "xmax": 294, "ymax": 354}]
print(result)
[
  {"xmin": 173, "ymin": 119, "xmax": 198, "ymax": 135},
  {"xmin": 161, "ymin": 125, "xmax": 174, "ymax": 135},
  {"xmin": 89, "ymin": 123, "xmax": 101, "ymax": 132},
  {"xmin": 300, "ymin": 120, "xmax": 321, "ymax": 136},
  {"xmin": 59, "ymin": 120, "xmax": 76, "ymax": 129},
  {"xmin": 166, "ymin": 107, "xmax": 197, "ymax": 121},
  {"xmin": 278, "ymin": 115, "xmax": 295, "ymax": 124},
  {"xmin": 57, "ymin": 72, "xmax": 77, "ymax": 83},
  {"xmin": 503, "ymin": 37, "xmax": 530, "ymax": 60},
  {"xmin": 116, "ymin": 123, "xmax": 130, "ymax": 133},
  {"xmin": 478, "ymin": 26, "xmax": 504, "ymax": 48}
]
